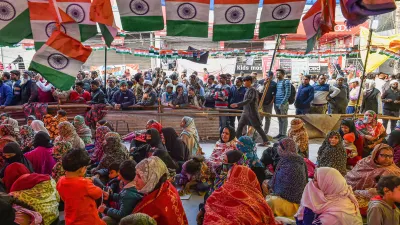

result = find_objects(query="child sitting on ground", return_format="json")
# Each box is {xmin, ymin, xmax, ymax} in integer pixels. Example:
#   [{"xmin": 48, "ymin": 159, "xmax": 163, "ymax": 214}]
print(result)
[
  {"xmin": 367, "ymin": 175, "xmax": 400, "ymax": 225},
  {"xmin": 98, "ymin": 160, "xmax": 143, "ymax": 225},
  {"xmin": 93, "ymin": 162, "xmax": 121, "ymax": 195},
  {"xmin": 57, "ymin": 149, "xmax": 108, "ymax": 225},
  {"xmin": 178, "ymin": 156, "xmax": 211, "ymax": 196}
]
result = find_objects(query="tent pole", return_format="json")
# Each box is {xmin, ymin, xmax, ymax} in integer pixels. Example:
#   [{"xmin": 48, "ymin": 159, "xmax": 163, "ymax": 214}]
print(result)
[{"xmin": 104, "ymin": 47, "xmax": 107, "ymax": 89}]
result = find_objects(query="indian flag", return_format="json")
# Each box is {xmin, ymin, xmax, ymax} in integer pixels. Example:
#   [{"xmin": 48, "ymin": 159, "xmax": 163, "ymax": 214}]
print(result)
[
  {"xmin": 259, "ymin": 0, "xmax": 306, "ymax": 38},
  {"xmin": 213, "ymin": 0, "xmax": 259, "ymax": 41},
  {"xmin": 165, "ymin": 0, "xmax": 210, "ymax": 37},
  {"xmin": 28, "ymin": 0, "xmax": 81, "ymax": 50},
  {"xmin": 302, "ymin": 0, "xmax": 322, "ymax": 53},
  {"xmin": 0, "ymin": 0, "xmax": 32, "ymax": 46},
  {"xmin": 49, "ymin": 0, "xmax": 97, "ymax": 42},
  {"xmin": 29, "ymin": 31, "xmax": 92, "ymax": 91},
  {"xmin": 90, "ymin": 0, "xmax": 118, "ymax": 47},
  {"xmin": 115, "ymin": 0, "xmax": 163, "ymax": 31}
]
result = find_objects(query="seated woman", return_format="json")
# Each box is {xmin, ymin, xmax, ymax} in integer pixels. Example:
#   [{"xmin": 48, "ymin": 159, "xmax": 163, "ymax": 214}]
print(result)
[
  {"xmin": 0, "ymin": 143, "xmax": 34, "ymax": 180},
  {"xmin": 178, "ymin": 155, "xmax": 211, "ymax": 195},
  {"xmin": 266, "ymin": 138, "xmax": 308, "ymax": 218},
  {"xmin": 180, "ymin": 116, "xmax": 202, "ymax": 157},
  {"xmin": 339, "ymin": 119, "xmax": 364, "ymax": 167},
  {"xmin": 0, "ymin": 193, "xmax": 42, "ymax": 225},
  {"xmin": 133, "ymin": 156, "xmax": 188, "ymax": 225},
  {"xmin": 90, "ymin": 126, "xmax": 111, "ymax": 163},
  {"xmin": 345, "ymin": 143, "xmax": 400, "ymax": 216},
  {"xmin": 237, "ymin": 136, "xmax": 266, "ymax": 186},
  {"xmin": 161, "ymin": 127, "xmax": 190, "ymax": 164},
  {"xmin": 96, "ymin": 120, "xmax": 114, "ymax": 131},
  {"xmin": 19, "ymin": 125, "xmax": 34, "ymax": 153},
  {"xmin": 73, "ymin": 115, "xmax": 92, "ymax": 145},
  {"xmin": 295, "ymin": 167, "xmax": 363, "ymax": 225},
  {"xmin": 206, "ymin": 126, "xmax": 237, "ymax": 174},
  {"xmin": 153, "ymin": 149, "xmax": 179, "ymax": 181},
  {"xmin": 54, "ymin": 121, "xmax": 85, "ymax": 150},
  {"xmin": 4, "ymin": 163, "xmax": 60, "ymax": 225},
  {"xmin": 95, "ymin": 135, "xmax": 129, "ymax": 171},
  {"xmin": 355, "ymin": 110, "xmax": 386, "ymax": 157},
  {"xmin": 288, "ymin": 118, "xmax": 309, "ymax": 158},
  {"xmin": 24, "ymin": 132, "xmax": 56, "ymax": 175},
  {"xmin": 203, "ymin": 165, "xmax": 276, "ymax": 225},
  {"xmin": 51, "ymin": 141, "xmax": 72, "ymax": 182},
  {"xmin": 160, "ymin": 83, "xmax": 174, "ymax": 106},
  {"xmin": 317, "ymin": 131, "xmax": 347, "ymax": 176},
  {"xmin": 171, "ymin": 84, "xmax": 188, "ymax": 108},
  {"xmin": 131, "ymin": 128, "xmax": 166, "ymax": 163},
  {"xmin": 30, "ymin": 120, "xmax": 49, "ymax": 136},
  {"xmin": 3, "ymin": 118, "xmax": 20, "ymax": 133},
  {"xmin": 388, "ymin": 130, "xmax": 400, "ymax": 167},
  {"xmin": 119, "ymin": 213, "xmax": 157, "ymax": 225},
  {"xmin": 125, "ymin": 119, "xmax": 163, "ymax": 149},
  {"xmin": 0, "ymin": 124, "xmax": 20, "ymax": 169}
]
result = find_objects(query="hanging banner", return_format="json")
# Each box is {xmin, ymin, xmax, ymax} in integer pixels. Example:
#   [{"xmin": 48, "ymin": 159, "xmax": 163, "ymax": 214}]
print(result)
[
  {"xmin": 235, "ymin": 63, "xmax": 263, "ymax": 74},
  {"xmin": 279, "ymin": 59, "xmax": 292, "ymax": 73}
]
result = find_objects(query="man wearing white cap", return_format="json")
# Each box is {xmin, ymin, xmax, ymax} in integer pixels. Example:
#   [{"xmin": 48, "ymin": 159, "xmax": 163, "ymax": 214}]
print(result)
[
  {"xmin": 136, "ymin": 80, "xmax": 157, "ymax": 106},
  {"xmin": 330, "ymin": 75, "xmax": 349, "ymax": 114},
  {"xmin": 381, "ymin": 80, "xmax": 400, "ymax": 132},
  {"xmin": 346, "ymin": 78, "xmax": 362, "ymax": 114}
]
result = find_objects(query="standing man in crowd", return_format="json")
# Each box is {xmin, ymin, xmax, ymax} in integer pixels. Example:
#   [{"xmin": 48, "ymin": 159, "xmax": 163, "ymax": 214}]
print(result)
[
  {"xmin": 294, "ymin": 75, "xmax": 314, "ymax": 115},
  {"xmin": 2, "ymin": 72, "xmax": 12, "ymax": 88},
  {"xmin": 21, "ymin": 71, "xmax": 38, "ymax": 105},
  {"xmin": 258, "ymin": 71, "xmax": 277, "ymax": 134},
  {"xmin": 375, "ymin": 72, "xmax": 387, "ymax": 94},
  {"xmin": 10, "ymin": 70, "xmax": 21, "ymax": 105},
  {"xmin": 381, "ymin": 80, "xmax": 400, "ymax": 132},
  {"xmin": 310, "ymin": 74, "xmax": 340, "ymax": 114},
  {"xmin": 274, "ymin": 69, "xmax": 291, "ymax": 139},
  {"xmin": 204, "ymin": 75, "xmax": 216, "ymax": 108},
  {"xmin": 214, "ymin": 74, "xmax": 231, "ymax": 131},
  {"xmin": 346, "ymin": 78, "xmax": 361, "ymax": 114},
  {"xmin": 0, "ymin": 78, "xmax": 13, "ymax": 108},
  {"xmin": 229, "ymin": 77, "xmax": 247, "ymax": 130},
  {"xmin": 330, "ymin": 75, "xmax": 349, "ymax": 114},
  {"xmin": 134, "ymin": 73, "xmax": 144, "ymax": 102}
]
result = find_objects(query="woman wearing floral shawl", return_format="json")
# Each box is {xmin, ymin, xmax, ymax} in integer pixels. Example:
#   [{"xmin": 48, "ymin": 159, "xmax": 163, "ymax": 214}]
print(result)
[
  {"xmin": 180, "ymin": 116, "xmax": 202, "ymax": 157},
  {"xmin": 19, "ymin": 125, "xmax": 34, "ymax": 153},
  {"xmin": 51, "ymin": 141, "xmax": 72, "ymax": 182},
  {"xmin": 2, "ymin": 118, "xmax": 19, "ymax": 134},
  {"xmin": 54, "ymin": 121, "xmax": 85, "ymax": 150},
  {"xmin": 355, "ymin": 110, "xmax": 386, "ymax": 157},
  {"xmin": 317, "ymin": 131, "xmax": 347, "ymax": 176},
  {"xmin": 90, "ymin": 126, "xmax": 111, "ymax": 163},
  {"xmin": 95, "ymin": 135, "xmax": 129, "ymax": 171},
  {"xmin": 73, "ymin": 115, "xmax": 92, "ymax": 145},
  {"xmin": 0, "ymin": 124, "xmax": 19, "ymax": 169},
  {"xmin": 288, "ymin": 118, "xmax": 309, "ymax": 158}
]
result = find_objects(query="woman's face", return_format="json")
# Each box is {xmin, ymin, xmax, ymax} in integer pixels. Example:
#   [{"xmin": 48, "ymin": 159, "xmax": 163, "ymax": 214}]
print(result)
[
  {"xmin": 74, "ymin": 119, "xmax": 80, "ymax": 124},
  {"xmin": 221, "ymin": 128, "xmax": 230, "ymax": 143},
  {"xmin": 27, "ymin": 120, "xmax": 33, "ymax": 126},
  {"xmin": 329, "ymin": 135, "xmax": 339, "ymax": 146},
  {"xmin": 376, "ymin": 148, "xmax": 394, "ymax": 167},
  {"xmin": 3, "ymin": 153, "xmax": 16, "ymax": 158},
  {"xmin": 180, "ymin": 119, "xmax": 186, "ymax": 128},
  {"xmin": 146, "ymin": 134, "xmax": 152, "ymax": 141},
  {"xmin": 364, "ymin": 112, "xmax": 374, "ymax": 124},
  {"xmin": 341, "ymin": 125, "xmax": 350, "ymax": 134},
  {"xmin": 134, "ymin": 173, "xmax": 145, "ymax": 191},
  {"xmin": 20, "ymin": 129, "xmax": 27, "ymax": 135},
  {"xmin": 145, "ymin": 121, "xmax": 153, "ymax": 130}
]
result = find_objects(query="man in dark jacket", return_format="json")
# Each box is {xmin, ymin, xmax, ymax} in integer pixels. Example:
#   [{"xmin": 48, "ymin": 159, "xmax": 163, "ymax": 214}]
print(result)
[
  {"xmin": 330, "ymin": 75, "xmax": 349, "ymax": 114},
  {"xmin": 88, "ymin": 80, "xmax": 106, "ymax": 104},
  {"xmin": 2, "ymin": 72, "xmax": 12, "ymax": 88},
  {"xmin": 204, "ymin": 75, "xmax": 216, "ymax": 108},
  {"xmin": 137, "ymin": 80, "xmax": 157, "ymax": 106},
  {"xmin": 258, "ymin": 71, "xmax": 277, "ymax": 134},
  {"xmin": 294, "ymin": 75, "xmax": 314, "ymax": 115},
  {"xmin": 10, "ymin": 70, "xmax": 21, "ymax": 105},
  {"xmin": 382, "ymin": 80, "xmax": 400, "ymax": 132},
  {"xmin": 21, "ymin": 71, "xmax": 38, "ymax": 104},
  {"xmin": 106, "ymin": 78, "xmax": 119, "ymax": 103},
  {"xmin": 0, "ymin": 80, "xmax": 13, "ymax": 108},
  {"xmin": 111, "ymin": 80, "xmax": 135, "ymax": 110},
  {"xmin": 229, "ymin": 77, "xmax": 247, "ymax": 129}
]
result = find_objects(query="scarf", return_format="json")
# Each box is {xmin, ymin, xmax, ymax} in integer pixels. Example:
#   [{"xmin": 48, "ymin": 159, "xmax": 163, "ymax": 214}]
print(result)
[
  {"xmin": 181, "ymin": 116, "xmax": 201, "ymax": 156},
  {"xmin": 208, "ymin": 138, "xmax": 238, "ymax": 174},
  {"xmin": 98, "ymin": 136, "xmax": 128, "ymax": 170},
  {"xmin": 3, "ymin": 162, "xmax": 32, "ymax": 192},
  {"xmin": 288, "ymin": 118, "xmax": 309, "ymax": 155},
  {"xmin": 317, "ymin": 131, "xmax": 347, "ymax": 175},
  {"xmin": 2, "ymin": 142, "xmax": 35, "ymax": 175},
  {"xmin": 135, "ymin": 156, "xmax": 169, "ymax": 194},
  {"xmin": 355, "ymin": 110, "xmax": 385, "ymax": 139},
  {"xmin": 120, "ymin": 213, "xmax": 157, "ymax": 225},
  {"xmin": 2, "ymin": 118, "xmax": 19, "ymax": 133},
  {"xmin": 30, "ymin": 120, "xmax": 49, "ymax": 136},
  {"xmin": 146, "ymin": 129, "xmax": 166, "ymax": 151},
  {"xmin": 162, "ymin": 127, "xmax": 189, "ymax": 162},
  {"xmin": 33, "ymin": 131, "xmax": 53, "ymax": 148},
  {"xmin": 364, "ymin": 79, "xmax": 376, "ymax": 96},
  {"xmin": 73, "ymin": 115, "xmax": 92, "ymax": 138},
  {"xmin": 0, "ymin": 124, "xmax": 19, "ymax": 141},
  {"xmin": 90, "ymin": 126, "xmax": 111, "ymax": 162},
  {"xmin": 19, "ymin": 125, "xmax": 34, "ymax": 151},
  {"xmin": 296, "ymin": 167, "xmax": 361, "ymax": 225},
  {"xmin": 237, "ymin": 136, "xmax": 264, "ymax": 168}
]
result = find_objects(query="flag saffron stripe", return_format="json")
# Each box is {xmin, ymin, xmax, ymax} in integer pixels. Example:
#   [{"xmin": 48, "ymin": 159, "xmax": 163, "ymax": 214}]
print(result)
[
  {"xmin": 28, "ymin": 2, "xmax": 55, "ymax": 20},
  {"xmin": 46, "ymin": 31, "xmax": 91, "ymax": 62}
]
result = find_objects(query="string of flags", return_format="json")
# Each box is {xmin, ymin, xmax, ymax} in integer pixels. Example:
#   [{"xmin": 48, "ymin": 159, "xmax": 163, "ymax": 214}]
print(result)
[
  {"xmin": 276, "ymin": 50, "xmax": 359, "ymax": 58},
  {"xmin": 370, "ymin": 46, "xmax": 400, "ymax": 60}
]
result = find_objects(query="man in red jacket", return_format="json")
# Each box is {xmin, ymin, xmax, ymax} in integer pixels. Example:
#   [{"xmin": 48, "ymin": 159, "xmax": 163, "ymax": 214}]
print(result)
[{"xmin": 70, "ymin": 81, "xmax": 91, "ymax": 103}]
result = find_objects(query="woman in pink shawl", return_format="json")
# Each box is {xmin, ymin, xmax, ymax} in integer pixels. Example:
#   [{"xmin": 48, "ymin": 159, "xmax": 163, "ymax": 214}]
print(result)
[
  {"xmin": 295, "ymin": 167, "xmax": 362, "ymax": 225},
  {"xmin": 90, "ymin": 126, "xmax": 111, "ymax": 163},
  {"xmin": 24, "ymin": 132, "xmax": 56, "ymax": 175}
]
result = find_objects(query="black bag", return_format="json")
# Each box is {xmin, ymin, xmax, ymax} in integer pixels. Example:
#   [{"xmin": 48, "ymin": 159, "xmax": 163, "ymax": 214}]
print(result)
[{"xmin": 285, "ymin": 80, "xmax": 296, "ymax": 105}]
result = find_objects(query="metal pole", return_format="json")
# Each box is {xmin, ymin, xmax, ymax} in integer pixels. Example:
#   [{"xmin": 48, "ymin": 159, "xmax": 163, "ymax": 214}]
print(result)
[
  {"xmin": 258, "ymin": 34, "xmax": 281, "ymax": 111},
  {"xmin": 104, "ymin": 47, "xmax": 107, "ymax": 89},
  {"xmin": 353, "ymin": 19, "xmax": 374, "ymax": 119}
]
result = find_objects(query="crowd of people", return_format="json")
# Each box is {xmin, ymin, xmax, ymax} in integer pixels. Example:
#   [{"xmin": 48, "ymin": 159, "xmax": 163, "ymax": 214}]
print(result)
[{"xmin": 0, "ymin": 68, "xmax": 399, "ymax": 225}]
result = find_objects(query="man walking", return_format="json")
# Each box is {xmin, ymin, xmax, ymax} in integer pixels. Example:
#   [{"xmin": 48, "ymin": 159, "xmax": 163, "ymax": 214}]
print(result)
[
  {"xmin": 381, "ymin": 80, "xmax": 400, "ymax": 132},
  {"xmin": 310, "ymin": 74, "xmax": 340, "ymax": 114},
  {"xmin": 294, "ymin": 75, "xmax": 314, "ymax": 115},
  {"xmin": 274, "ymin": 69, "xmax": 291, "ymax": 139}
]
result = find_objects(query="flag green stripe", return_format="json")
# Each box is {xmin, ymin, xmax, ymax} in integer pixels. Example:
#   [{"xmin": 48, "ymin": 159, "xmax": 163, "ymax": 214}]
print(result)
[
  {"xmin": 167, "ymin": 20, "xmax": 208, "ymax": 37},
  {"xmin": 0, "ymin": 10, "xmax": 31, "ymax": 46},
  {"xmin": 121, "ymin": 16, "xmax": 163, "ymax": 32},
  {"xmin": 79, "ymin": 24, "xmax": 97, "ymax": 42},
  {"xmin": 99, "ymin": 24, "xmax": 114, "ymax": 47},
  {"xmin": 34, "ymin": 42, "xmax": 45, "ymax": 51},
  {"xmin": 259, "ymin": 20, "xmax": 300, "ymax": 38},
  {"xmin": 213, "ymin": 24, "xmax": 255, "ymax": 41},
  {"xmin": 306, "ymin": 30, "xmax": 321, "ymax": 54},
  {"xmin": 29, "ymin": 61, "xmax": 76, "ymax": 91}
]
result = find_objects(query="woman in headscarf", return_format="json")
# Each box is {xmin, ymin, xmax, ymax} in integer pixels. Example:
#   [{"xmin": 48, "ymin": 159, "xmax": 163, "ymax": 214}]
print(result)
[
  {"xmin": 3, "ymin": 118, "xmax": 20, "ymax": 133},
  {"xmin": 0, "ymin": 142, "xmax": 34, "ymax": 179},
  {"xmin": 339, "ymin": 119, "xmax": 364, "ymax": 166},
  {"xmin": 203, "ymin": 165, "xmax": 276, "ymax": 225},
  {"xmin": 133, "ymin": 156, "xmax": 188, "ymax": 225},
  {"xmin": 51, "ymin": 141, "xmax": 72, "ymax": 182},
  {"xmin": 345, "ymin": 143, "xmax": 400, "ymax": 216},
  {"xmin": 27, "ymin": 115, "xmax": 36, "ymax": 126},
  {"xmin": 119, "ymin": 213, "xmax": 156, "ymax": 225},
  {"xmin": 73, "ymin": 115, "xmax": 92, "ymax": 145},
  {"xmin": 206, "ymin": 125, "xmax": 237, "ymax": 174},
  {"xmin": 54, "ymin": 121, "xmax": 85, "ymax": 150},
  {"xmin": 0, "ymin": 124, "xmax": 20, "ymax": 169},
  {"xmin": 90, "ymin": 126, "xmax": 111, "ymax": 163},
  {"xmin": 0, "ymin": 193, "xmax": 42, "ymax": 225},
  {"xmin": 30, "ymin": 120, "xmax": 49, "ymax": 136},
  {"xmin": 95, "ymin": 135, "xmax": 129, "ymax": 171},
  {"xmin": 355, "ymin": 110, "xmax": 386, "ymax": 157},
  {"xmin": 237, "ymin": 136, "xmax": 265, "ymax": 185},
  {"xmin": 361, "ymin": 79, "xmax": 382, "ymax": 114},
  {"xmin": 317, "ymin": 131, "xmax": 347, "ymax": 176},
  {"xmin": 266, "ymin": 138, "xmax": 308, "ymax": 217},
  {"xmin": 153, "ymin": 149, "xmax": 179, "ymax": 181},
  {"xmin": 180, "ymin": 116, "xmax": 202, "ymax": 157},
  {"xmin": 178, "ymin": 155, "xmax": 211, "ymax": 195},
  {"xmin": 124, "ymin": 119, "xmax": 163, "ymax": 147},
  {"xmin": 131, "ymin": 128, "xmax": 166, "ymax": 164},
  {"xmin": 162, "ymin": 127, "xmax": 189, "ymax": 163},
  {"xmin": 389, "ymin": 130, "xmax": 400, "ymax": 167},
  {"xmin": 295, "ymin": 167, "xmax": 363, "ymax": 225},
  {"xmin": 288, "ymin": 118, "xmax": 309, "ymax": 158},
  {"xmin": 4, "ymin": 163, "xmax": 60, "ymax": 225},
  {"xmin": 24, "ymin": 132, "xmax": 56, "ymax": 175},
  {"xmin": 19, "ymin": 125, "xmax": 35, "ymax": 153}
]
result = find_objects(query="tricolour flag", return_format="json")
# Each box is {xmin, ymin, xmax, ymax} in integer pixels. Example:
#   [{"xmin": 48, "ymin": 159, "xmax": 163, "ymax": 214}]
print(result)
[
  {"xmin": 29, "ymin": 31, "xmax": 92, "ymax": 91},
  {"xmin": 0, "ymin": 0, "xmax": 32, "ymax": 46},
  {"xmin": 90, "ymin": 0, "xmax": 118, "ymax": 47},
  {"xmin": 259, "ymin": 0, "xmax": 306, "ymax": 38},
  {"xmin": 166, "ymin": 0, "xmax": 210, "ymax": 37},
  {"xmin": 49, "ymin": 0, "xmax": 97, "ymax": 42},
  {"xmin": 115, "ymin": 0, "xmax": 164, "ymax": 32},
  {"xmin": 213, "ymin": 0, "xmax": 259, "ymax": 41},
  {"xmin": 28, "ymin": 0, "xmax": 81, "ymax": 50}
]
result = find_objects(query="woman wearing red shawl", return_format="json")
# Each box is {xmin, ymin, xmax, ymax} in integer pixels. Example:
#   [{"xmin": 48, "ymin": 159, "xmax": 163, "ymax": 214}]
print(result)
[
  {"xmin": 203, "ymin": 165, "xmax": 276, "ymax": 225},
  {"xmin": 133, "ymin": 156, "xmax": 188, "ymax": 225},
  {"xmin": 127, "ymin": 120, "xmax": 164, "ymax": 150},
  {"xmin": 345, "ymin": 143, "xmax": 400, "ymax": 216},
  {"xmin": 355, "ymin": 110, "xmax": 386, "ymax": 157}
]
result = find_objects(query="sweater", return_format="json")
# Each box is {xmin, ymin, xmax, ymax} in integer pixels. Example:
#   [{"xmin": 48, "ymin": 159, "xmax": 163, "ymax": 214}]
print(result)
[
  {"xmin": 382, "ymin": 88, "xmax": 400, "ymax": 111},
  {"xmin": 275, "ymin": 79, "xmax": 291, "ymax": 106},
  {"xmin": 0, "ymin": 83, "xmax": 13, "ymax": 106},
  {"xmin": 294, "ymin": 84, "xmax": 314, "ymax": 109},
  {"xmin": 312, "ymin": 83, "xmax": 340, "ymax": 105},
  {"xmin": 214, "ymin": 83, "xmax": 230, "ymax": 108},
  {"xmin": 368, "ymin": 196, "xmax": 400, "ymax": 225},
  {"xmin": 69, "ymin": 90, "xmax": 91, "ymax": 102},
  {"xmin": 111, "ymin": 89, "xmax": 135, "ymax": 109},
  {"xmin": 90, "ymin": 88, "xmax": 106, "ymax": 104},
  {"xmin": 21, "ymin": 80, "xmax": 38, "ymax": 104},
  {"xmin": 229, "ymin": 85, "xmax": 247, "ymax": 109},
  {"xmin": 11, "ymin": 80, "xmax": 21, "ymax": 105},
  {"xmin": 104, "ymin": 184, "xmax": 143, "ymax": 221},
  {"xmin": 258, "ymin": 80, "xmax": 277, "ymax": 106}
]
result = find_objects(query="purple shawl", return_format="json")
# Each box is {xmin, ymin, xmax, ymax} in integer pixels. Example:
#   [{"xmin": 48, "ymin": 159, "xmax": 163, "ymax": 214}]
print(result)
[{"xmin": 24, "ymin": 146, "xmax": 56, "ymax": 175}]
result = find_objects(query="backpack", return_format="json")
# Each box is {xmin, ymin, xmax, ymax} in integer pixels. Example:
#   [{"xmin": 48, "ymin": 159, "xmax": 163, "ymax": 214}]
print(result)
[{"xmin": 285, "ymin": 79, "xmax": 296, "ymax": 105}]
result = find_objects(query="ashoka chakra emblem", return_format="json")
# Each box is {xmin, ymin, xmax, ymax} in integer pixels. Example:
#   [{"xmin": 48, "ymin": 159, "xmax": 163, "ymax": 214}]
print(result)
[
  {"xmin": 272, "ymin": 4, "xmax": 291, "ymax": 20},
  {"xmin": 130, "ymin": 0, "xmax": 149, "ymax": 15},
  {"xmin": 48, "ymin": 53, "xmax": 69, "ymax": 70},
  {"xmin": 0, "ymin": 1, "xmax": 16, "ymax": 21},
  {"xmin": 225, "ymin": 6, "xmax": 245, "ymax": 24},
  {"xmin": 177, "ymin": 3, "xmax": 196, "ymax": 20},
  {"xmin": 66, "ymin": 4, "xmax": 85, "ymax": 23},
  {"xmin": 313, "ymin": 12, "xmax": 322, "ymax": 32},
  {"xmin": 45, "ymin": 22, "xmax": 67, "ymax": 37}
]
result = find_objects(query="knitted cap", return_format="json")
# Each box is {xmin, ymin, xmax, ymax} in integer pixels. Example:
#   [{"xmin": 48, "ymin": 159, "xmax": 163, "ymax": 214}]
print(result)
[{"xmin": 343, "ymin": 133, "xmax": 355, "ymax": 143}]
